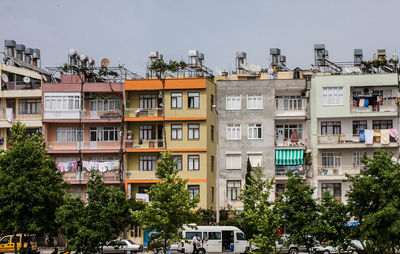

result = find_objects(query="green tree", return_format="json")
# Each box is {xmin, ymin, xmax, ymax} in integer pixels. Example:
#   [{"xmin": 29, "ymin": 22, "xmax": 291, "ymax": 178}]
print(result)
[
  {"xmin": 316, "ymin": 191, "xmax": 350, "ymax": 251},
  {"xmin": 0, "ymin": 122, "xmax": 66, "ymax": 253},
  {"xmin": 276, "ymin": 171, "xmax": 319, "ymax": 253},
  {"xmin": 133, "ymin": 152, "xmax": 199, "ymax": 254},
  {"xmin": 346, "ymin": 149, "xmax": 400, "ymax": 253},
  {"xmin": 245, "ymin": 158, "xmax": 252, "ymax": 186},
  {"xmin": 56, "ymin": 171, "xmax": 131, "ymax": 254},
  {"xmin": 239, "ymin": 167, "xmax": 280, "ymax": 253}
]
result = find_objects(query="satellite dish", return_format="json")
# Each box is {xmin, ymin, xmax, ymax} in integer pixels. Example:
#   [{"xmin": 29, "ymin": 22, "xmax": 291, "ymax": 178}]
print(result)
[
  {"xmin": 23, "ymin": 76, "xmax": 31, "ymax": 83},
  {"xmin": 1, "ymin": 74, "xmax": 8, "ymax": 83},
  {"xmin": 79, "ymin": 54, "xmax": 88, "ymax": 61},
  {"xmin": 101, "ymin": 58, "xmax": 110, "ymax": 67},
  {"xmin": 42, "ymin": 75, "xmax": 48, "ymax": 82},
  {"xmin": 68, "ymin": 49, "xmax": 77, "ymax": 57},
  {"xmin": 215, "ymin": 67, "xmax": 222, "ymax": 76}
]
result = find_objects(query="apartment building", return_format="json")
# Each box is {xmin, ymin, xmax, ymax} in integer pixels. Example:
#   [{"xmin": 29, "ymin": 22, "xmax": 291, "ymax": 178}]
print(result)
[
  {"xmin": 311, "ymin": 73, "xmax": 399, "ymax": 203},
  {"xmin": 0, "ymin": 41, "xmax": 49, "ymax": 146},
  {"xmin": 42, "ymin": 73, "xmax": 124, "ymax": 201},
  {"xmin": 124, "ymin": 78, "xmax": 217, "ymax": 210},
  {"xmin": 216, "ymin": 77, "xmax": 311, "ymax": 212}
]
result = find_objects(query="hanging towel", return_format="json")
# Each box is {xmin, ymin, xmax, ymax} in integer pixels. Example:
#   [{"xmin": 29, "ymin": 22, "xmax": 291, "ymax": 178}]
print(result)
[
  {"xmin": 359, "ymin": 99, "xmax": 365, "ymax": 108},
  {"xmin": 381, "ymin": 129, "xmax": 390, "ymax": 144},
  {"xmin": 365, "ymin": 130, "xmax": 374, "ymax": 144},
  {"xmin": 6, "ymin": 108, "xmax": 13, "ymax": 123},
  {"xmin": 359, "ymin": 129, "xmax": 365, "ymax": 142},
  {"xmin": 389, "ymin": 128, "xmax": 398, "ymax": 141},
  {"xmin": 73, "ymin": 161, "xmax": 78, "ymax": 170},
  {"xmin": 364, "ymin": 98, "xmax": 369, "ymax": 107},
  {"xmin": 373, "ymin": 130, "xmax": 381, "ymax": 142}
]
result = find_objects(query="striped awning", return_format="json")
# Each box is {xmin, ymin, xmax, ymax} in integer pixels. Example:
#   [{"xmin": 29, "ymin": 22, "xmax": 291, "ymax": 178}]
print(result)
[{"xmin": 275, "ymin": 150, "xmax": 304, "ymax": 165}]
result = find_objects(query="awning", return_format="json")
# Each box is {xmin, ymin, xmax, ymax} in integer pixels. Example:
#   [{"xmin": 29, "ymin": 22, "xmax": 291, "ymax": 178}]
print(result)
[{"xmin": 275, "ymin": 149, "xmax": 304, "ymax": 165}]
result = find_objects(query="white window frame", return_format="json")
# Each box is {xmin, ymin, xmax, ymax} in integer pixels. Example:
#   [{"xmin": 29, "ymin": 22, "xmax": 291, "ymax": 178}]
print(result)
[
  {"xmin": 322, "ymin": 152, "xmax": 342, "ymax": 168},
  {"xmin": 226, "ymin": 154, "xmax": 241, "ymax": 170},
  {"xmin": 247, "ymin": 94, "xmax": 263, "ymax": 109},
  {"xmin": 188, "ymin": 155, "xmax": 200, "ymax": 170},
  {"xmin": 275, "ymin": 96, "xmax": 302, "ymax": 110},
  {"xmin": 90, "ymin": 97, "xmax": 121, "ymax": 112},
  {"xmin": 171, "ymin": 92, "xmax": 182, "ymax": 109},
  {"xmin": 90, "ymin": 127, "xmax": 119, "ymax": 142},
  {"xmin": 56, "ymin": 127, "xmax": 83, "ymax": 142},
  {"xmin": 226, "ymin": 124, "xmax": 241, "ymax": 140},
  {"xmin": 171, "ymin": 124, "xmax": 182, "ymax": 140},
  {"xmin": 226, "ymin": 94, "xmax": 241, "ymax": 110},
  {"xmin": 139, "ymin": 155, "xmax": 156, "ymax": 171},
  {"xmin": 322, "ymin": 87, "xmax": 344, "ymax": 105},
  {"xmin": 227, "ymin": 180, "xmax": 241, "ymax": 201},
  {"xmin": 44, "ymin": 95, "xmax": 81, "ymax": 111},
  {"xmin": 275, "ymin": 124, "xmax": 303, "ymax": 140},
  {"xmin": 248, "ymin": 123, "xmax": 262, "ymax": 139},
  {"xmin": 188, "ymin": 124, "xmax": 200, "ymax": 140},
  {"xmin": 188, "ymin": 92, "xmax": 200, "ymax": 108},
  {"xmin": 352, "ymin": 152, "xmax": 366, "ymax": 166},
  {"xmin": 248, "ymin": 154, "xmax": 262, "ymax": 168}
]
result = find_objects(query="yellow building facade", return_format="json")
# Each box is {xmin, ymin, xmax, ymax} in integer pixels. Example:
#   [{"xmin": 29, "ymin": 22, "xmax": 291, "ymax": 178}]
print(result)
[{"xmin": 124, "ymin": 78, "xmax": 217, "ymax": 211}]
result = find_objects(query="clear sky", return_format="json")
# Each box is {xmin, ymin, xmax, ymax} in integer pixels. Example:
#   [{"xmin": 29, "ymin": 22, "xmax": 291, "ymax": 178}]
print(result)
[{"xmin": 1, "ymin": 0, "xmax": 399, "ymax": 76}]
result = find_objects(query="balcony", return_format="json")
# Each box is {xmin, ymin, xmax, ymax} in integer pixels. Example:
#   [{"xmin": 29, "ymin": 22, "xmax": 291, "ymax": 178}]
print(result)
[
  {"xmin": 0, "ymin": 109, "xmax": 42, "ymax": 127},
  {"xmin": 275, "ymin": 138, "xmax": 306, "ymax": 148},
  {"xmin": 126, "ymin": 139, "xmax": 164, "ymax": 151},
  {"xmin": 350, "ymin": 99, "xmax": 397, "ymax": 113},
  {"xmin": 317, "ymin": 165, "xmax": 363, "ymax": 179},
  {"xmin": 125, "ymin": 108, "xmax": 163, "ymax": 120},
  {"xmin": 1, "ymin": 82, "xmax": 42, "ymax": 98},
  {"xmin": 43, "ymin": 110, "xmax": 122, "ymax": 122},
  {"xmin": 47, "ymin": 140, "xmax": 122, "ymax": 153},
  {"xmin": 317, "ymin": 133, "xmax": 398, "ymax": 149},
  {"xmin": 275, "ymin": 165, "xmax": 306, "ymax": 178}
]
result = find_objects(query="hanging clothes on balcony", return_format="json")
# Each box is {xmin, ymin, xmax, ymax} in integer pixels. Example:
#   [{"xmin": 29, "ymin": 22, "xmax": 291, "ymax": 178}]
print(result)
[
  {"xmin": 381, "ymin": 129, "xmax": 390, "ymax": 145},
  {"xmin": 275, "ymin": 149, "xmax": 304, "ymax": 165},
  {"xmin": 359, "ymin": 99, "xmax": 365, "ymax": 108},
  {"xmin": 373, "ymin": 130, "xmax": 381, "ymax": 142},
  {"xmin": 365, "ymin": 130, "xmax": 374, "ymax": 144},
  {"xmin": 359, "ymin": 129, "xmax": 365, "ymax": 142},
  {"xmin": 290, "ymin": 130, "xmax": 299, "ymax": 142},
  {"xmin": 364, "ymin": 98, "xmax": 369, "ymax": 107},
  {"xmin": 389, "ymin": 128, "xmax": 398, "ymax": 141}
]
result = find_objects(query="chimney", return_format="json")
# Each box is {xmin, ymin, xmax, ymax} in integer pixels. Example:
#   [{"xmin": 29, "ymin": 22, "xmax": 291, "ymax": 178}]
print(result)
[
  {"xmin": 15, "ymin": 44, "xmax": 25, "ymax": 61},
  {"xmin": 4, "ymin": 40, "xmax": 16, "ymax": 57},
  {"xmin": 24, "ymin": 47, "xmax": 33, "ymax": 64},
  {"xmin": 32, "ymin": 48, "xmax": 40, "ymax": 67}
]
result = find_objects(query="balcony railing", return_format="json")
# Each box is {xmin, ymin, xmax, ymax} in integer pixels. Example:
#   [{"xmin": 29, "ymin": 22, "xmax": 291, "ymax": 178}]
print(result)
[
  {"xmin": 275, "ymin": 138, "xmax": 306, "ymax": 147},
  {"xmin": 125, "ymin": 108, "xmax": 163, "ymax": 118},
  {"xmin": 43, "ymin": 110, "xmax": 122, "ymax": 120},
  {"xmin": 2, "ymin": 81, "xmax": 41, "ymax": 90},
  {"xmin": 350, "ymin": 99, "xmax": 397, "ymax": 113},
  {"xmin": 57, "ymin": 160, "xmax": 121, "ymax": 182},
  {"xmin": 0, "ymin": 108, "xmax": 41, "ymax": 121},
  {"xmin": 275, "ymin": 165, "xmax": 306, "ymax": 176},
  {"xmin": 126, "ymin": 139, "xmax": 164, "ymax": 149},
  {"xmin": 318, "ymin": 132, "xmax": 397, "ymax": 145},
  {"xmin": 80, "ymin": 110, "xmax": 122, "ymax": 120},
  {"xmin": 47, "ymin": 140, "xmax": 122, "ymax": 151},
  {"xmin": 318, "ymin": 165, "xmax": 364, "ymax": 176}
]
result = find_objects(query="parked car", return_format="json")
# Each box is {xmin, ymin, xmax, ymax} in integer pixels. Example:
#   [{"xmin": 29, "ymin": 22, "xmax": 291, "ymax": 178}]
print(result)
[
  {"xmin": 0, "ymin": 234, "xmax": 39, "ymax": 254},
  {"xmin": 312, "ymin": 240, "xmax": 364, "ymax": 254},
  {"xmin": 274, "ymin": 235, "xmax": 310, "ymax": 254},
  {"xmin": 102, "ymin": 239, "xmax": 143, "ymax": 254}
]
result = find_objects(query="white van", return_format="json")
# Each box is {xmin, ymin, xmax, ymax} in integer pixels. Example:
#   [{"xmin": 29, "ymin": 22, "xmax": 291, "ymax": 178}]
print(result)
[{"xmin": 177, "ymin": 225, "xmax": 249, "ymax": 254}]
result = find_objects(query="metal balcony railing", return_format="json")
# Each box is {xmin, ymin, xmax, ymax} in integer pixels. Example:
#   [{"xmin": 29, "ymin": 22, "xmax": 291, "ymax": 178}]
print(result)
[
  {"xmin": 318, "ymin": 165, "xmax": 364, "ymax": 176},
  {"xmin": 125, "ymin": 108, "xmax": 163, "ymax": 118},
  {"xmin": 317, "ymin": 132, "xmax": 397, "ymax": 144},
  {"xmin": 125, "ymin": 139, "xmax": 164, "ymax": 149},
  {"xmin": 350, "ymin": 99, "xmax": 397, "ymax": 113}
]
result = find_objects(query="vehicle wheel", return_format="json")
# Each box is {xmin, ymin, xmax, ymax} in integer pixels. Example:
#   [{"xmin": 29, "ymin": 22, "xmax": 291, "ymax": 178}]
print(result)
[
  {"xmin": 323, "ymin": 251, "xmax": 330, "ymax": 254},
  {"xmin": 351, "ymin": 251, "xmax": 358, "ymax": 254},
  {"xmin": 198, "ymin": 248, "xmax": 206, "ymax": 254},
  {"xmin": 289, "ymin": 248, "xmax": 298, "ymax": 254}
]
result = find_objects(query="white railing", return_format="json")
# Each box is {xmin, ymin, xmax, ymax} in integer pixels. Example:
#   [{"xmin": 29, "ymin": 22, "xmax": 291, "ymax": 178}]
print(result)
[
  {"xmin": 125, "ymin": 108, "xmax": 163, "ymax": 118},
  {"xmin": 350, "ymin": 99, "xmax": 397, "ymax": 113},
  {"xmin": 126, "ymin": 139, "xmax": 164, "ymax": 149},
  {"xmin": 318, "ymin": 165, "xmax": 364, "ymax": 176},
  {"xmin": 318, "ymin": 132, "xmax": 396, "ymax": 144}
]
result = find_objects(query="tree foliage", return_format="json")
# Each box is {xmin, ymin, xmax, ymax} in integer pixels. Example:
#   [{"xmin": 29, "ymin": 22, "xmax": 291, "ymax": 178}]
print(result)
[
  {"xmin": 276, "ymin": 171, "xmax": 319, "ymax": 253},
  {"xmin": 239, "ymin": 167, "xmax": 280, "ymax": 253},
  {"xmin": 0, "ymin": 122, "xmax": 66, "ymax": 238},
  {"xmin": 346, "ymin": 149, "xmax": 400, "ymax": 253},
  {"xmin": 133, "ymin": 152, "xmax": 199, "ymax": 254},
  {"xmin": 56, "ymin": 171, "xmax": 131, "ymax": 254},
  {"xmin": 147, "ymin": 59, "xmax": 187, "ymax": 79}
]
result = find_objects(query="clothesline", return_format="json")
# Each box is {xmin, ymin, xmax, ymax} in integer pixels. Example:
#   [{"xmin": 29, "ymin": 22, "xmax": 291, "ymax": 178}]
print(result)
[
  {"xmin": 56, "ymin": 160, "xmax": 120, "ymax": 173},
  {"xmin": 358, "ymin": 128, "xmax": 398, "ymax": 145}
]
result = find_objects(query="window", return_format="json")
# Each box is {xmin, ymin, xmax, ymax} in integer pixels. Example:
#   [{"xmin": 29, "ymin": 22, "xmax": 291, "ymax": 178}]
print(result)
[
  {"xmin": 210, "ymin": 94, "xmax": 214, "ymax": 110},
  {"xmin": 211, "ymin": 125, "xmax": 214, "ymax": 141},
  {"xmin": 138, "ymin": 186, "xmax": 151, "ymax": 194},
  {"xmin": 44, "ymin": 95, "xmax": 80, "ymax": 110},
  {"xmin": 352, "ymin": 152, "xmax": 366, "ymax": 166},
  {"xmin": 188, "ymin": 155, "xmax": 200, "ymax": 170},
  {"xmin": 322, "ymin": 87, "xmax": 344, "ymax": 105},
  {"xmin": 226, "ymin": 154, "xmax": 241, "ymax": 170},
  {"xmin": 171, "ymin": 124, "xmax": 182, "ymax": 140},
  {"xmin": 227, "ymin": 124, "xmax": 241, "ymax": 140},
  {"xmin": 321, "ymin": 183, "xmax": 342, "ymax": 200},
  {"xmin": 372, "ymin": 120, "xmax": 393, "ymax": 129},
  {"xmin": 321, "ymin": 121, "xmax": 341, "ymax": 135},
  {"xmin": 208, "ymin": 232, "xmax": 221, "ymax": 240},
  {"xmin": 275, "ymin": 124, "xmax": 303, "ymax": 140},
  {"xmin": 19, "ymin": 99, "xmax": 41, "ymax": 114},
  {"xmin": 171, "ymin": 93, "xmax": 182, "ymax": 109},
  {"xmin": 236, "ymin": 232, "xmax": 246, "ymax": 241},
  {"xmin": 188, "ymin": 124, "xmax": 200, "ymax": 139},
  {"xmin": 211, "ymin": 186, "xmax": 214, "ymax": 202},
  {"xmin": 322, "ymin": 152, "xmax": 342, "ymax": 168},
  {"xmin": 90, "ymin": 127, "xmax": 119, "ymax": 142},
  {"xmin": 226, "ymin": 94, "xmax": 241, "ymax": 110},
  {"xmin": 56, "ymin": 128, "xmax": 83, "ymax": 142},
  {"xmin": 139, "ymin": 94, "xmax": 156, "ymax": 109},
  {"xmin": 139, "ymin": 125, "xmax": 155, "ymax": 140},
  {"xmin": 188, "ymin": 92, "xmax": 199, "ymax": 108},
  {"xmin": 247, "ymin": 94, "xmax": 263, "ymax": 109},
  {"xmin": 275, "ymin": 96, "xmax": 302, "ymax": 110},
  {"xmin": 248, "ymin": 154, "xmax": 262, "ymax": 168},
  {"xmin": 172, "ymin": 155, "xmax": 182, "ymax": 170},
  {"xmin": 227, "ymin": 180, "xmax": 241, "ymax": 201},
  {"xmin": 188, "ymin": 185, "xmax": 200, "ymax": 200},
  {"xmin": 211, "ymin": 155, "xmax": 214, "ymax": 172},
  {"xmin": 90, "ymin": 97, "xmax": 120, "ymax": 111},
  {"xmin": 248, "ymin": 124, "xmax": 262, "ymax": 139},
  {"xmin": 353, "ymin": 120, "xmax": 368, "ymax": 135},
  {"xmin": 139, "ymin": 155, "xmax": 156, "ymax": 171}
]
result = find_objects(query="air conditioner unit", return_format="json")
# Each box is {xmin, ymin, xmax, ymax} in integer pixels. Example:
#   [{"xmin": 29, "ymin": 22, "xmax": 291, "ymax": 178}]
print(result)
[{"xmin": 301, "ymin": 91, "xmax": 309, "ymax": 97}]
